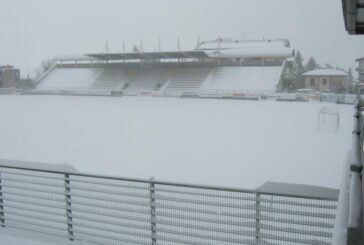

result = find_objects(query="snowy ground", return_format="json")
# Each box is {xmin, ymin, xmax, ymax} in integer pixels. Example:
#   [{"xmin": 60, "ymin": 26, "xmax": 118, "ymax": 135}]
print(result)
[
  {"xmin": 0, "ymin": 233, "xmax": 53, "ymax": 245},
  {"xmin": 0, "ymin": 95, "xmax": 354, "ymax": 244},
  {"xmin": 0, "ymin": 95, "xmax": 353, "ymax": 189}
]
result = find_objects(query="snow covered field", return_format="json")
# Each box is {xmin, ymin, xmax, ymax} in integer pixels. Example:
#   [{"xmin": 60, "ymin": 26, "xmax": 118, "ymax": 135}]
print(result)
[{"xmin": 0, "ymin": 95, "xmax": 353, "ymax": 189}]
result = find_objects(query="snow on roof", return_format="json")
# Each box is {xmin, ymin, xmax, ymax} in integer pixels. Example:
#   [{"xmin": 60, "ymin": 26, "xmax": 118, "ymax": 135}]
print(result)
[
  {"xmin": 197, "ymin": 39, "xmax": 293, "ymax": 58},
  {"xmin": 196, "ymin": 39, "xmax": 290, "ymax": 50},
  {"xmin": 204, "ymin": 47, "xmax": 294, "ymax": 58},
  {"xmin": 53, "ymin": 54, "xmax": 98, "ymax": 62},
  {"xmin": 303, "ymin": 69, "xmax": 348, "ymax": 76}
]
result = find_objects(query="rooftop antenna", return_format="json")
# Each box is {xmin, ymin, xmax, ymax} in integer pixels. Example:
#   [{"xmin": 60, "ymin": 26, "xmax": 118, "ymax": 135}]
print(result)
[
  {"xmin": 197, "ymin": 36, "xmax": 200, "ymax": 48},
  {"xmin": 158, "ymin": 38, "xmax": 161, "ymax": 51},
  {"xmin": 140, "ymin": 39, "xmax": 143, "ymax": 52},
  {"xmin": 177, "ymin": 37, "xmax": 181, "ymax": 51},
  {"xmin": 123, "ymin": 40, "xmax": 126, "ymax": 53}
]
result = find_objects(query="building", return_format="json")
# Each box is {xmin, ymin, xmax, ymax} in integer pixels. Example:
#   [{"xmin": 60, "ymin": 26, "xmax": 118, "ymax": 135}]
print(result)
[
  {"xmin": 0, "ymin": 65, "xmax": 20, "ymax": 88},
  {"xmin": 302, "ymin": 69, "xmax": 348, "ymax": 93},
  {"xmin": 356, "ymin": 57, "xmax": 364, "ymax": 85},
  {"xmin": 0, "ymin": 65, "xmax": 34, "ymax": 89},
  {"xmin": 35, "ymin": 38, "xmax": 294, "ymax": 98},
  {"xmin": 342, "ymin": 0, "xmax": 364, "ymax": 34}
]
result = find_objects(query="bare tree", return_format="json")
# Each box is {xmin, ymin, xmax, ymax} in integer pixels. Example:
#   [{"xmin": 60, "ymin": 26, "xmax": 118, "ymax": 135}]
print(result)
[{"xmin": 34, "ymin": 59, "xmax": 53, "ymax": 80}]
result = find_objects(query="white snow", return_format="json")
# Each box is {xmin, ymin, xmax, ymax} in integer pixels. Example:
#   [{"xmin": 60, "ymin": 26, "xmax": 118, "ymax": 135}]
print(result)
[
  {"xmin": 0, "ymin": 95, "xmax": 354, "ymax": 245},
  {"xmin": 0, "ymin": 95, "xmax": 353, "ymax": 189},
  {"xmin": 37, "ymin": 68, "xmax": 102, "ymax": 89},
  {"xmin": 200, "ymin": 66, "xmax": 283, "ymax": 91},
  {"xmin": 205, "ymin": 47, "xmax": 294, "ymax": 58},
  {"xmin": 0, "ymin": 233, "xmax": 52, "ymax": 245},
  {"xmin": 303, "ymin": 68, "xmax": 348, "ymax": 76},
  {"xmin": 38, "ymin": 65, "xmax": 284, "ymax": 92},
  {"xmin": 197, "ymin": 39, "xmax": 289, "ymax": 50}
]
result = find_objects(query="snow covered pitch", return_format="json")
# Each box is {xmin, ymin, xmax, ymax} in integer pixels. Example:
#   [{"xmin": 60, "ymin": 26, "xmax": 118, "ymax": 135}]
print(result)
[{"xmin": 0, "ymin": 95, "xmax": 353, "ymax": 189}]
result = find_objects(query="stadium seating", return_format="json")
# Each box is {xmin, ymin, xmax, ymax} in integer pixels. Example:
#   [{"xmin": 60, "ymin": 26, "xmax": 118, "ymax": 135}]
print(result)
[
  {"xmin": 164, "ymin": 67, "xmax": 211, "ymax": 93},
  {"xmin": 125, "ymin": 68, "xmax": 169, "ymax": 92},
  {"xmin": 92, "ymin": 69, "xmax": 128, "ymax": 89},
  {"xmin": 36, "ymin": 64, "xmax": 284, "ymax": 97}
]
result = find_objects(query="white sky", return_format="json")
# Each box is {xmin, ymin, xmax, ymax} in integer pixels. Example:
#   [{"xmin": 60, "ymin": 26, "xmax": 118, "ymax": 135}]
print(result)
[{"xmin": 0, "ymin": 0, "xmax": 363, "ymax": 78}]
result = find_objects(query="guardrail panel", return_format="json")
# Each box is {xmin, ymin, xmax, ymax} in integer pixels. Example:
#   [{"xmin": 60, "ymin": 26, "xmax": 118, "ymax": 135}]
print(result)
[{"xmin": 0, "ymin": 164, "xmax": 338, "ymax": 245}]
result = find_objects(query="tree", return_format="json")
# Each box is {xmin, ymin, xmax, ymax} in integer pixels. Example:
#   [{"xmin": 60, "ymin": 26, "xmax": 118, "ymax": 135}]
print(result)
[
  {"xmin": 346, "ymin": 68, "xmax": 355, "ymax": 92},
  {"xmin": 291, "ymin": 51, "xmax": 305, "ymax": 89},
  {"xmin": 305, "ymin": 56, "xmax": 319, "ymax": 71},
  {"xmin": 347, "ymin": 68, "xmax": 354, "ymax": 84},
  {"xmin": 35, "ymin": 59, "xmax": 53, "ymax": 80},
  {"xmin": 278, "ymin": 60, "xmax": 296, "ymax": 91}
]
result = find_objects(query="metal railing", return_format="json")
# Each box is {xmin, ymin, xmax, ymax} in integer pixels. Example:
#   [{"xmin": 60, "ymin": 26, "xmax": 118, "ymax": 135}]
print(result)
[
  {"xmin": 332, "ymin": 99, "xmax": 364, "ymax": 245},
  {"xmin": 0, "ymin": 160, "xmax": 338, "ymax": 245}
]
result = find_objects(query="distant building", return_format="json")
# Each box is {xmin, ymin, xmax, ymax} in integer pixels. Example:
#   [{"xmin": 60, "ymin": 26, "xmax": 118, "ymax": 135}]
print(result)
[
  {"xmin": 0, "ymin": 65, "xmax": 19, "ymax": 88},
  {"xmin": 0, "ymin": 65, "xmax": 34, "ymax": 89},
  {"xmin": 302, "ymin": 69, "xmax": 348, "ymax": 93},
  {"xmin": 356, "ymin": 57, "xmax": 364, "ymax": 85}
]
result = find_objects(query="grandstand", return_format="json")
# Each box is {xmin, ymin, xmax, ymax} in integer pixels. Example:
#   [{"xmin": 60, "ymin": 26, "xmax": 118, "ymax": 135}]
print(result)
[{"xmin": 34, "ymin": 38, "xmax": 294, "ymax": 98}]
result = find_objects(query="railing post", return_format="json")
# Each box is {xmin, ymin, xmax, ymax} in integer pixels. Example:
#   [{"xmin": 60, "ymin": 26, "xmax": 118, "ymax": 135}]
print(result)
[
  {"xmin": 347, "ymin": 103, "xmax": 364, "ymax": 245},
  {"xmin": 255, "ymin": 193, "xmax": 261, "ymax": 243},
  {"xmin": 149, "ymin": 178, "xmax": 157, "ymax": 245},
  {"xmin": 0, "ymin": 172, "xmax": 4, "ymax": 228},
  {"xmin": 64, "ymin": 173, "xmax": 74, "ymax": 241}
]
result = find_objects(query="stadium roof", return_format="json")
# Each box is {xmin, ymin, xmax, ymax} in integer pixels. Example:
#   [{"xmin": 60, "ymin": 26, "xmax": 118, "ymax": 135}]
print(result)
[
  {"xmin": 87, "ymin": 50, "xmax": 210, "ymax": 60},
  {"xmin": 196, "ymin": 39, "xmax": 290, "ymax": 50},
  {"xmin": 342, "ymin": 0, "xmax": 364, "ymax": 34},
  {"xmin": 303, "ymin": 68, "xmax": 348, "ymax": 76}
]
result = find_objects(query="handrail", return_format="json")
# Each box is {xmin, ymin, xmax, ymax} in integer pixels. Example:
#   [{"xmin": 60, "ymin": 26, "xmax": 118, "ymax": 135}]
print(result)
[
  {"xmin": 332, "ymin": 97, "xmax": 364, "ymax": 245},
  {"xmin": 0, "ymin": 159, "xmax": 338, "ymax": 245},
  {"xmin": 0, "ymin": 161, "xmax": 337, "ymax": 200}
]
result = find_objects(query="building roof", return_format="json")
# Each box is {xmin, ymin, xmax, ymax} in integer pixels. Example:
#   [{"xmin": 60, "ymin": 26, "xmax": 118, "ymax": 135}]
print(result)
[
  {"xmin": 196, "ymin": 39, "xmax": 290, "ymax": 50},
  {"xmin": 303, "ymin": 69, "xmax": 348, "ymax": 76},
  {"xmin": 342, "ymin": 0, "xmax": 364, "ymax": 34},
  {"xmin": 86, "ymin": 50, "xmax": 210, "ymax": 61},
  {"xmin": 86, "ymin": 47, "xmax": 294, "ymax": 61},
  {"xmin": 53, "ymin": 39, "xmax": 293, "ymax": 62}
]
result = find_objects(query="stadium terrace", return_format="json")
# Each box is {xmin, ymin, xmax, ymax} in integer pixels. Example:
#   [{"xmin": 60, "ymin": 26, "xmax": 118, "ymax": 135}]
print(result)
[{"xmin": 33, "ymin": 39, "xmax": 294, "ymax": 98}]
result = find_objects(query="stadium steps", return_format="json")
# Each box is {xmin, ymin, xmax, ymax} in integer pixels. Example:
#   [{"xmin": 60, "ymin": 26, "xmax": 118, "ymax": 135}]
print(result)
[
  {"xmin": 165, "ymin": 67, "xmax": 212, "ymax": 92},
  {"xmin": 125, "ymin": 68, "xmax": 170, "ymax": 92},
  {"xmin": 92, "ymin": 69, "xmax": 130, "ymax": 90}
]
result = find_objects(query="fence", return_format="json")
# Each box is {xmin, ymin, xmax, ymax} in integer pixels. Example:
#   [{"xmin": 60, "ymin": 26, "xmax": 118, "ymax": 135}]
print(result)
[
  {"xmin": 0, "ymin": 160, "xmax": 338, "ymax": 245},
  {"xmin": 332, "ymin": 99, "xmax": 364, "ymax": 245}
]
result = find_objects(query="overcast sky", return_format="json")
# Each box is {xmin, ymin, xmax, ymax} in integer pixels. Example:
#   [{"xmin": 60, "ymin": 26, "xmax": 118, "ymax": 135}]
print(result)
[{"xmin": 0, "ymin": 0, "xmax": 363, "ymax": 78}]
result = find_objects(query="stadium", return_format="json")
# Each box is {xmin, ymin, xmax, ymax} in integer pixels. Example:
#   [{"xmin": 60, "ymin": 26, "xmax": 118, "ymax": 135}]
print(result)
[{"xmin": 32, "ymin": 38, "xmax": 294, "ymax": 98}]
